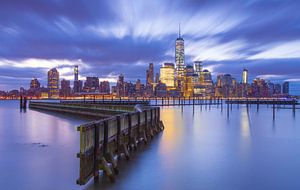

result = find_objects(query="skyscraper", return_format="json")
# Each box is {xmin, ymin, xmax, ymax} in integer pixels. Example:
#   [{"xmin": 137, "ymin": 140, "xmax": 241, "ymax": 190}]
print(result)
[
  {"xmin": 117, "ymin": 74, "xmax": 125, "ymax": 97},
  {"xmin": 73, "ymin": 65, "xmax": 82, "ymax": 93},
  {"xmin": 47, "ymin": 68, "xmax": 59, "ymax": 98},
  {"xmin": 242, "ymin": 69, "xmax": 248, "ymax": 84},
  {"xmin": 155, "ymin": 73, "xmax": 159, "ymax": 83},
  {"xmin": 30, "ymin": 78, "xmax": 40, "ymax": 90},
  {"xmin": 60, "ymin": 79, "xmax": 71, "ymax": 97},
  {"xmin": 283, "ymin": 82, "xmax": 289, "ymax": 94},
  {"xmin": 100, "ymin": 81, "xmax": 110, "ymax": 94},
  {"xmin": 74, "ymin": 65, "xmax": 78, "ymax": 81},
  {"xmin": 146, "ymin": 63, "xmax": 154, "ymax": 85},
  {"xmin": 193, "ymin": 61, "xmax": 202, "ymax": 76},
  {"xmin": 160, "ymin": 63, "xmax": 175, "ymax": 87},
  {"xmin": 175, "ymin": 25, "xmax": 185, "ymax": 78}
]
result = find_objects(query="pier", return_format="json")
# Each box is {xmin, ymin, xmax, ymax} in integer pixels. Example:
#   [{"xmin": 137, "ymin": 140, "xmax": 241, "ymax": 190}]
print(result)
[{"xmin": 28, "ymin": 100, "xmax": 164, "ymax": 185}]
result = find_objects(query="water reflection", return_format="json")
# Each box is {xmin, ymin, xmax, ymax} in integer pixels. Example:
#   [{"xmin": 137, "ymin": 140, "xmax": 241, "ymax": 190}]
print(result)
[{"xmin": 1, "ymin": 101, "xmax": 300, "ymax": 190}]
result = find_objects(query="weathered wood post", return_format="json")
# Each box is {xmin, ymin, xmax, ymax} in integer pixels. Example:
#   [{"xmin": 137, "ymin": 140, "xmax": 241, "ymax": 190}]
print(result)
[
  {"xmin": 221, "ymin": 98, "xmax": 223, "ymax": 112},
  {"xmin": 127, "ymin": 114, "xmax": 132, "ymax": 148},
  {"xmin": 24, "ymin": 97, "xmax": 27, "ymax": 109},
  {"xmin": 273, "ymin": 99, "xmax": 275, "ymax": 120},
  {"xmin": 227, "ymin": 98, "xmax": 230, "ymax": 118},
  {"xmin": 293, "ymin": 99, "xmax": 296, "ymax": 117},
  {"xmin": 143, "ymin": 110, "xmax": 148, "ymax": 144},
  {"xmin": 116, "ymin": 116, "xmax": 121, "ymax": 154},
  {"xmin": 94, "ymin": 124, "xmax": 100, "ymax": 182},
  {"xmin": 20, "ymin": 96, "xmax": 23, "ymax": 108}
]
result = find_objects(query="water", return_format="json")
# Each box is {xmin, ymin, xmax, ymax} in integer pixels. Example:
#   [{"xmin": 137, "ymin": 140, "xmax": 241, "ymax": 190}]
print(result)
[{"xmin": 1, "ymin": 101, "xmax": 300, "ymax": 190}]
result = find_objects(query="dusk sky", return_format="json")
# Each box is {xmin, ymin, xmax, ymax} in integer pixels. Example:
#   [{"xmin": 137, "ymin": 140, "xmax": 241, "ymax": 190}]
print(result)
[{"xmin": 0, "ymin": 0, "xmax": 300, "ymax": 92}]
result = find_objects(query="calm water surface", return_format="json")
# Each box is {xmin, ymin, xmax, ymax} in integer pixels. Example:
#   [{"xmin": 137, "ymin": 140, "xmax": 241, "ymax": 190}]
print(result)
[{"xmin": 0, "ymin": 100, "xmax": 300, "ymax": 190}]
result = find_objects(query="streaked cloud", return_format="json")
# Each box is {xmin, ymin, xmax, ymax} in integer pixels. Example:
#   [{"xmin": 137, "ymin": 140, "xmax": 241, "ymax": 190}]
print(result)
[{"xmin": 0, "ymin": 0, "xmax": 300, "ymax": 90}]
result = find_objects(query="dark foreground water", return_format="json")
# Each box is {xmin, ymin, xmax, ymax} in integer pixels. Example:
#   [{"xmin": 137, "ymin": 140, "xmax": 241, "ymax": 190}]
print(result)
[{"xmin": 0, "ymin": 100, "xmax": 300, "ymax": 190}]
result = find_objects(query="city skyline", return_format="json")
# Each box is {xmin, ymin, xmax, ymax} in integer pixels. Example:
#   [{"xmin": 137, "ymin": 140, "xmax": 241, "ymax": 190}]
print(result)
[{"xmin": 0, "ymin": 0, "xmax": 300, "ymax": 92}]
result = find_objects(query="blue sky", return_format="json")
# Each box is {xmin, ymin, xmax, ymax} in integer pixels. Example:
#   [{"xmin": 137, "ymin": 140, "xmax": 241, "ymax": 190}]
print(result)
[{"xmin": 0, "ymin": 0, "xmax": 300, "ymax": 92}]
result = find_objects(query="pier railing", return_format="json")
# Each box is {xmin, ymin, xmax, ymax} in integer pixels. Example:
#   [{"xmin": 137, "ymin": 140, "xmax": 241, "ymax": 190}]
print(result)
[{"xmin": 76, "ymin": 106, "xmax": 164, "ymax": 185}]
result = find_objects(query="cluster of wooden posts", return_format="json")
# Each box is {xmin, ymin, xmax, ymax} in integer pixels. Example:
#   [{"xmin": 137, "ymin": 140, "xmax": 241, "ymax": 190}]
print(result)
[
  {"xmin": 225, "ymin": 98, "xmax": 298, "ymax": 118},
  {"xmin": 19, "ymin": 96, "xmax": 27, "ymax": 109},
  {"xmin": 76, "ymin": 107, "xmax": 164, "ymax": 185}
]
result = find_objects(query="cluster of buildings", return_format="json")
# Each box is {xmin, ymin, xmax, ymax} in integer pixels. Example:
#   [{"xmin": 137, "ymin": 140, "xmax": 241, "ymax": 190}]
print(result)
[{"xmin": 0, "ymin": 29, "xmax": 291, "ymax": 99}]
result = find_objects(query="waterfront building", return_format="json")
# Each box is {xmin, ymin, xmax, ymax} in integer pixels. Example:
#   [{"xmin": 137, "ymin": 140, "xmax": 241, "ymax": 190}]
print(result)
[
  {"xmin": 160, "ymin": 63, "xmax": 175, "ymax": 88},
  {"xmin": 60, "ymin": 79, "xmax": 71, "ymax": 97},
  {"xmin": 267, "ymin": 82, "xmax": 275, "ymax": 96},
  {"xmin": 155, "ymin": 82, "xmax": 167, "ymax": 97},
  {"xmin": 146, "ymin": 63, "xmax": 154, "ymax": 85},
  {"xmin": 83, "ymin": 77, "xmax": 99, "ymax": 93},
  {"xmin": 100, "ymin": 81, "xmax": 110, "ymax": 94},
  {"xmin": 116, "ymin": 74, "xmax": 125, "ymax": 97},
  {"xmin": 155, "ymin": 73, "xmax": 159, "ymax": 84},
  {"xmin": 242, "ymin": 69, "xmax": 248, "ymax": 84},
  {"xmin": 175, "ymin": 25, "xmax": 185, "ymax": 94},
  {"xmin": 283, "ymin": 82, "xmax": 289, "ymax": 95},
  {"xmin": 175, "ymin": 26, "xmax": 185, "ymax": 78},
  {"xmin": 274, "ymin": 84, "xmax": 282, "ymax": 94},
  {"xmin": 251, "ymin": 78, "xmax": 268, "ymax": 97},
  {"xmin": 73, "ymin": 66, "xmax": 83, "ymax": 93},
  {"xmin": 30, "ymin": 78, "xmax": 40, "ymax": 90},
  {"xmin": 193, "ymin": 61, "xmax": 202, "ymax": 77},
  {"xmin": 47, "ymin": 68, "xmax": 59, "ymax": 98},
  {"xmin": 74, "ymin": 65, "xmax": 79, "ymax": 81},
  {"xmin": 74, "ymin": 80, "xmax": 83, "ymax": 93}
]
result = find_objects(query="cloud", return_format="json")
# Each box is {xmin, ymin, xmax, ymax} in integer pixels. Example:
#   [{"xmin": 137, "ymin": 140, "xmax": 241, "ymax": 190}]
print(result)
[
  {"xmin": 248, "ymin": 40, "xmax": 300, "ymax": 60},
  {"xmin": 0, "ymin": 0, "xmax": 300, "ymax": 90}
]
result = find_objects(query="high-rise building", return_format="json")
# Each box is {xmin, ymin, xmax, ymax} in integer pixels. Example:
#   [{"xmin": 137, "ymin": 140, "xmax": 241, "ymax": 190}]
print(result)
[
  {"xmin": 83, "ymin": 77, "xmax": 99, "ymax": 93},
  {"xmin": 242, "ymin": 69, "xmax": 248, "ymax": 84},
  {"xmin": 74, "ymin": 65, "xmax": 78, "ymax": 81},
  {"xmin": 274, "ymin": 84, "xmax": 282, "ymax": 94},
  {"xmin": 252, "ymin": 78, "xmax": 268, "ymax": 97},
  {"xmin": 60, "ymin": 79, "xmax": 71, "ymax": 97},
  {"xmin": 160, "ymin": 63, "xmax": 175, "ymax": 87},
  {"xmin": 283, "ymin": 82, "xmax": 289, "ymax": 94},
  {"xmin": 175, "ymin": 26, "xmax": 185, "ymax": 78},
  {"xmin": 30, "ymin": 78, "xmax": 40, "ymax": 90},
  {"xmin": 193, "ymin": 61, "xmax": 202, "ymax": 76},
  {"xmin": 74, "ymin": 80, "xmax": 83, "ymax": 93},
  {"xmin": 47, "ymin": 68, "xmax": 59, "ymax": 98},
  {"xmin": 100, "ymin": 81, "xmax": 110, "ymax": 94},
  {"xmin": 117, "ymin": 74, "xmax": 125, "ymax": 97},
  {"xmin": 146, "ymin": 63, "xmax": 154, "ymax": 85},
  {"xmin": 73, "ymin": 65, "xmax": 83, "ymax": 93},
  {"xmin": 155, "ymin": 73, "xmax": 159, "ymax": 83}
]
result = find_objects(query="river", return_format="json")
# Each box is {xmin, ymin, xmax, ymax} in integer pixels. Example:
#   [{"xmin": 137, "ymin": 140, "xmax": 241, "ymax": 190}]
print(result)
[{"xmin": 0, "ymin": 100, "xmax": 299, "ymax": 190}]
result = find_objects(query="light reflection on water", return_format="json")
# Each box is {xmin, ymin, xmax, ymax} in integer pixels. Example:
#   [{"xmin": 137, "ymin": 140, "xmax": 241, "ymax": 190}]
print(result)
[{"xmin": 0, "ymin": 101, "xmax": 300, "ymax": 190}]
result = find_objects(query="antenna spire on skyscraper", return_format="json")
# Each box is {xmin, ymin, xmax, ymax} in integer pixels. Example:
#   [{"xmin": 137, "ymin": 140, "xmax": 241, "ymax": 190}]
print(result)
[{"xmin": 179, "ymin": 23, "xmax": 181, "ymax": 37}]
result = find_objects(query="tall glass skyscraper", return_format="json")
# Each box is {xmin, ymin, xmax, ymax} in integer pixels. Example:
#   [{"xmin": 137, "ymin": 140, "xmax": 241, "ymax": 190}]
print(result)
[
  {"xmin": 74, "ymin": 65, "xmax": 78, "ymax": 81},
  {"xmin": 175, "ymin": 25, "xmax": 185, "ymax": 78},
  {"xmin": 193, "ymin": 61, "xmax": 202, "ymax": 76},
  {"xmin": 160, "ymin": 63, "xmax": 175, "ymax": 87},
  {"xmin": 242, "ymin": 69, "xmax": 248, "ymax": 84},
  {"xmin": 47, "ymin": 68, "xmax": 59, "ymax": 98}
]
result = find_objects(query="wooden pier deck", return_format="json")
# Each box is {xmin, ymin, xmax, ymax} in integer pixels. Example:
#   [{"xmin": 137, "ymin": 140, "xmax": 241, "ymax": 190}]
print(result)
[{"xmin": 28, "ymin": 100, "xmax": 164, "ymax": 185}]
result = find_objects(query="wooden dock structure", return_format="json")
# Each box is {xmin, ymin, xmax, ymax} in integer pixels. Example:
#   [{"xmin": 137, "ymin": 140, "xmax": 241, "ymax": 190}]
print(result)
[{"xmin": 28, "ymin": 101, "xmax": 164, "ymax": 185}]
